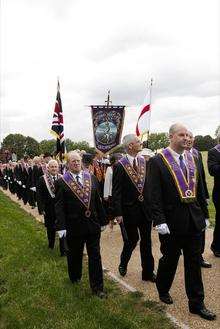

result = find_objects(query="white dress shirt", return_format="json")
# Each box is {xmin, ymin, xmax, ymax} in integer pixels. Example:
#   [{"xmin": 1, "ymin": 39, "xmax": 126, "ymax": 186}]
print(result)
[
  {"xmin": 104, "ymin": 166, "xmax": 113, "ymax": 198},
  {"xmin": 70, "ymin": 171, "xmax": 83, "ymax": 185},
  {"xmin": 126, "ymin": 154, "xmax": 139, "ymax": 167},
  {"xmin": 168, "ymin": 147, "xmax": 186, "ymax": 166}
]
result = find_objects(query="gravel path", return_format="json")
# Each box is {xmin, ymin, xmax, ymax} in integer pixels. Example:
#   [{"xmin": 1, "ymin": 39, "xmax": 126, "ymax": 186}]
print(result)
[
  {"xmin": 101, "ymin": 225, "xmax": 220, "ymax": 329},
  {"xmin": 2, "ymin": 188, "xmax": 219, "ymax": 329}
]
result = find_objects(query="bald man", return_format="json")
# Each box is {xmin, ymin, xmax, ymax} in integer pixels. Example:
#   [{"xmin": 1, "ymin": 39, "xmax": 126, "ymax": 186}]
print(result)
[{"xmin": 147, "ymin": 123, "xmax": 215, "ymax": 321}]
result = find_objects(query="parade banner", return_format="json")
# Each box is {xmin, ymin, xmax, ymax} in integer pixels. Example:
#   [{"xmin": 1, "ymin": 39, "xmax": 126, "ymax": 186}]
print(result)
[{"xmin": 91, "ymin": 105, "xmax": 125, "ymax": 153}]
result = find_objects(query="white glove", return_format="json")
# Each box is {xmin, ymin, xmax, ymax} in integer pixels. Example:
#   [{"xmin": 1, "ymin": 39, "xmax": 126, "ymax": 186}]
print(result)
[
  {"xmin": 155, "ymin": 223, "xmax": 170, "ymax": 235},
  {"xmin": 57, "ymin": 230, "xmax": 66, "ymax": 238},
  {"xmin": 30, "ymin": 187, "xmax": 36, "ymax": 192},
  {"xmin": 205, "ymin": 219, "xmax": 210, "ymax": 228},
  {"xmin": 101, "ymin": 225, "xmax": 106, "ymax": 232},
  {"xmin": 22, "ymin": 185, "xmax": 26, "ymax": 188},
  {"xmin": 206, "ymin": 199, "xmax": 210, "ymax": 205},
  {"xmin": 18, "ymin": 181, "xmax": 22, "ymax": 185}
]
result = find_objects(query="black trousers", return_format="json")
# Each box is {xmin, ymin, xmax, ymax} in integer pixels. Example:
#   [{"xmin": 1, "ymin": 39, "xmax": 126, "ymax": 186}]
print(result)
[
  {"xmin": 156, "ymin": 232, "xmax": 204, "ymax": 309},
  {"xmin": 211, "ymin": 200, "xmax": 220, "ymax": 252},
  {"xmin": 46, "ymin": 227, "xmax": 66, "ymax": 255},
  {"xmin": 120, "ymin": 220, "xmax": 154, "ymax": 277},
  {"xmin": 66, "ymin": 232, "xmax": 103, "ymax": 292}
]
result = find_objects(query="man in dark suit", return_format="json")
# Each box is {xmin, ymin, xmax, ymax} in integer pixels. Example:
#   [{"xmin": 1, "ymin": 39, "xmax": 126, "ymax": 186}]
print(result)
[
  {"xmin": 185, "ymin": 131, "xmax": 211, "ymax": 268},
  {"xmin": 147, "ymin": 123, "xmax": 216, "ymax": 321},
  {"xmin": 112, "ymin": 134, "xmax": 155, "ymax": 282},
  {"xmin": 208, "ymin": 134, "xmax": 220, "ymax": 257},
  {"xmin": 55, "ymin": 151, "xmax": 107, "ymax": 298},
  {"xmin": 37, "ymin": 159, "xmax": 66, "ymax": 256}
]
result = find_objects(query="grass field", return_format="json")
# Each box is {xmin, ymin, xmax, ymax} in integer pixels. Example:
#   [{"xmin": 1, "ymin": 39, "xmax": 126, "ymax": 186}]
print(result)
[
  {"xmin": 201, "ymin": 152, "xmax": 215, "ymax": 224},
  {"xmin": 0, "ymin": 191, "xmax": 174, "ymax": 329}
]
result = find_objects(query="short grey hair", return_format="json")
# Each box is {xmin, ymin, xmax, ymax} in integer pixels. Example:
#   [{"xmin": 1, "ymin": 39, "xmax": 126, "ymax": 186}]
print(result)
[
  {"xmin": 169, "ymin": 123, "xmax": 187, "ymax": 135},
  {"xmin": 122, "ymin": 134, "xmax": 137, "ymax": 148},
  {"xmin": 66, "ymin": 151, "xmax": 81, "ymax": 163},
  {"xmin": 47, "ymin": 159, "xmax": 58, "ymax": 167}
]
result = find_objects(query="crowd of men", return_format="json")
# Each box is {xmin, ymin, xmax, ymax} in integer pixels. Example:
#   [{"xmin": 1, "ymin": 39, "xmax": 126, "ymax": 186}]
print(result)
[{"xmin": 0, "ymin": 123, "xmax": 219, "ymax": 321}]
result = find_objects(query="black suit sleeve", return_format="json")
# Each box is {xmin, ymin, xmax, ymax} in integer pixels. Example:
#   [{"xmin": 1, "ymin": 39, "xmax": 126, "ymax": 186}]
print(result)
[
  {"xmin": 147, "ymin": 157, "xmax": 166, "ymax": 226},
  {"xmin": 198, "ymin": 152, "xmax": 209, "ymax": 199},
  {"xmin": 36, "ymin": 177, "xmax": 45, "ymax": 214},
  {"xmin": 112, "ymin": 163, "xmax": 123, "ymax": 217},
  {"xmin": 208, "ymin": 149, "xmax": 220, "ymax": 177},
  {"xmin": 55, "ymin": 180, "xmax": 66, "ymax": 231},
  {"xmin": 195, "ymin": 158, "xmax": 209, "ymax": 219}
]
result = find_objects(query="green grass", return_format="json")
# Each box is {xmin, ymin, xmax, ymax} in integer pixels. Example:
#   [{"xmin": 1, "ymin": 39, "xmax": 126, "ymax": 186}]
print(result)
[
  {"xmin": 0, "ymin": 191, "xmax": 174, "ymax": 329},
  {"xmin": 201, "ymin": 152, "xmax": 215, "ymax": 224}
]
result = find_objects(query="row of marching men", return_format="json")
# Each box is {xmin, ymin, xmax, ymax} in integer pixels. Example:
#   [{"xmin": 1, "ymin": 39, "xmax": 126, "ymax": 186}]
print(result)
[
  {"xmin": 0, "ymin": 150, "xmax": 109, "ymax": 210},
  {"xmin": 0, "ymin": 125, "xmax": 219, "ymax": 320}
]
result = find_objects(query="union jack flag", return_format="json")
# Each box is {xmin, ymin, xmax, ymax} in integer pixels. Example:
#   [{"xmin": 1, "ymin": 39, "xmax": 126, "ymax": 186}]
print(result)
[{"xmin": 51, "ymin": 80, "xmax": 65, "ymax": 157}]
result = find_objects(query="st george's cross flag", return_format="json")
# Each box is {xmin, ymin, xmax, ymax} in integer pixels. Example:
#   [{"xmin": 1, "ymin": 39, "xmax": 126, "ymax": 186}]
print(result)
[
  {"xmin": 50, "ymin": 80, "xmax": 65, "ymax": 157},
  {"xmin": 135, "ymin": 103, "xmax": 151, "ymax": 137},
  {"xmin": 135, "ymin": 80, "xmax": 153, "ymax": 138}
]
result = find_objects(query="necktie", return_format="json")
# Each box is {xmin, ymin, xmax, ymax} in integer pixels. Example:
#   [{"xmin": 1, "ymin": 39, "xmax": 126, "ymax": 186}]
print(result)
[
  {"xmin": 179, "ymin": 155, "xmax": 187, "ymax": 178},
  {"xmin": 133, "ymin": 158, "xmax": 138, "ymax": 172},
  {"xmin": 76, "ymin": 175, "xmax": 83, "ymax": 187},
  {"xmin": 52, "ymin": 176, "xmax": 56, "ymax": 182}
]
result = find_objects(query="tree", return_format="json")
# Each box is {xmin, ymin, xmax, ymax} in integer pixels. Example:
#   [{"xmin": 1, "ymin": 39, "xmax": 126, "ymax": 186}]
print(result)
[
  {"xmin": 148, "ymin": 133, "xmax": 169, "ymax": 151},
  {"xmin": 1, "ymin": 134, "xmax": 26, "ymax": 159},
  {"xmin": 39, "ymin": 139, "xmax": 56, "ymax": 155},
  {"xmin": 215, "ymin": 125, "xmax": 220, "ymax": 138},
  {"xmin": 194, "ymin": 135, "xmax": 215, "ymax": 151},
  {"xmin": 24, "ymin": 136, "xmax": 40, "ymax": 157}
]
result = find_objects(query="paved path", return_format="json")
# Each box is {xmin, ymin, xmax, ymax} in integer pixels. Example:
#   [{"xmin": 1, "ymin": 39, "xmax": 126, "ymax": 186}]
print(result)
[{"xmin": 2, "ymin": 188, "xmax": 219, "ymax": 329}]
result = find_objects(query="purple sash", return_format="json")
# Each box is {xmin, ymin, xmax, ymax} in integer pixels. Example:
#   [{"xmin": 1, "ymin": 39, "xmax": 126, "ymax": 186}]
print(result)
[
  {"xmin": 161, "ymin": 148, "xmax": 197, "ymax": 203},
  {"xmin": 62, "ymin": 171, "xmax": 92, "ymax": 214},
  {"xmin": 119, "ymin": 156, "xmax": 146, "ymax": 201},
  {"xmin": 214, "ymin": 144, "xmax": 220, "ymax": 152},
  {"xmin": 191, "ymin": 147, "xmax": 199, "ymax": 158},
  {"xmin": 43, "ymin": 173, "xmax": 61, "ymax": 198}
]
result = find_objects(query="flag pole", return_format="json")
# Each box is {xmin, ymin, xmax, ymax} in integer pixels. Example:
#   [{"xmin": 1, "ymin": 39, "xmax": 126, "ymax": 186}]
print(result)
[{"xmin": 144, "ymin": 78, "xmax": 153, "ymax": 147}]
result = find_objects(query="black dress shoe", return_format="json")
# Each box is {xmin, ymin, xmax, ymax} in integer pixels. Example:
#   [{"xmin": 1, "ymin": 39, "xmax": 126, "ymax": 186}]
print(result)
[
  {"xmin": 200, "ymin": 260, "xmax": 212, "ymax": 268},
  {"xmin": 142, "ymin": 272, "xmax": 157, "ymax": 282},
  {"xmin": 159, "ymin": 293, "xmax": 173, "ymax": 304},
  {"xmin": 93, "ymin": 291, "xmax": 107, "ymax": 299},
  {"xmin": 118, "ymin": 265, "xmax": 127, "ymax": 277},
  {"xmin": 189, "ymin": 307, "xmax": 216, "ymax": 321}
]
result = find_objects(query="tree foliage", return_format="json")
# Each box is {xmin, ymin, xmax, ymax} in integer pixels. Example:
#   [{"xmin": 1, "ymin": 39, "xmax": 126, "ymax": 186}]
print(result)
[
  {"xmin": 194, "ymin": 135, "xmax": 215, "ymax": 151},
  {"xmin": 148, "ymin": 133, "xmax": 169, "ymax": 151}
]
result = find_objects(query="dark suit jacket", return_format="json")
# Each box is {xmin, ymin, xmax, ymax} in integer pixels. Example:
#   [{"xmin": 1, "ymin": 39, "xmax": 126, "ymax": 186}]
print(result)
[
  {"xmin": 147, "ymin": 154, "xmax": 208, "ymax": 235},
  {"xmin": 36, "ymin": 176, "xmax": 56, "ymax": 228},
  {"xmin": 197, "ymin": 151, "xmax": 209, "ymax": 200},
  {"xmin": 55, "ymin": 174, "xmax": 107, "ymax": 236},
  {"xmin": 112, "ymin": 159, "xmax": 151, "ymax": 223},
  {"xmin": 208, "ymin": 146, "xmax": 220, "ymax": 203}
]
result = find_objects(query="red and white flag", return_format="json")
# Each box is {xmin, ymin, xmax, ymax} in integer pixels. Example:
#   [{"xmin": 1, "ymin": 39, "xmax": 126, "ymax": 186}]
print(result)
[
  {"xmin": 135, "ymin": 103, "xmax": 151, "ymax": 137},
  {"xmin": 135, "ymin": 80, "xmax": 153, "ymax": 137}
]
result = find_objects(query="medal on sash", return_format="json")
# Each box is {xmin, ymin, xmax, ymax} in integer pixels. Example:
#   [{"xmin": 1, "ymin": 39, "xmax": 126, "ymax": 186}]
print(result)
[
  {"xmin": 43, "ymin": 173, "xmax": 61, "ymax": 198},
  {"xmin": 62, "ymin": 171, "xmax": 92, "ymax": 217},
  {"xmin": 214, "ymin": 144, "xmax": 220, "ymax": 153},
  {"xmin": 119, "ymin": 156, "xmax": 146, "ymax": 202},
  {"xmin": 160, "ymin": 148, "xmax": 197, "ymax": 203}
]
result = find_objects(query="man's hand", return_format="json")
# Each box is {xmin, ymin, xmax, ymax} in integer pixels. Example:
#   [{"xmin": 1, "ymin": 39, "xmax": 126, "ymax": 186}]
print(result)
[
  {"xmin": 155, "ymin": 223, "xmax": 170, "ymax": 235},
  {"xmin": 115, "ymin": 216, "xmax": 123, "ymax": 224},
  {"xmin": 57, "ymin": 230, "xmax": 66, "ymax": 238},
  {"xmin": 101, "ymin": 225, "xmax": 106, "ymax": 232},
  {"xmin": 205, "ymin": 219, "xmax": 210, "ymax": 228}
]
